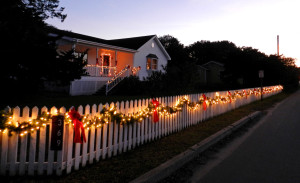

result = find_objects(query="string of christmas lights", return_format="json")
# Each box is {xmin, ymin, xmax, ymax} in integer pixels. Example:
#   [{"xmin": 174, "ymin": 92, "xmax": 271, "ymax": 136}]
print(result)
[{"xmin": 0, "ymin": 86, "xmax": 282, "ymax": 136}]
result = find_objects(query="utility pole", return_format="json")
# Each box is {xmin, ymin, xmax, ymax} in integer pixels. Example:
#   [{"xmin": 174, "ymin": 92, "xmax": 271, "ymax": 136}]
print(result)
[
  {"xmin": 259, "ymin": 70, "xmax": 264, "ymax": 101},
  {"xmin": 277, "ymin": 35, "xmax": 279, "ymax": 56}
]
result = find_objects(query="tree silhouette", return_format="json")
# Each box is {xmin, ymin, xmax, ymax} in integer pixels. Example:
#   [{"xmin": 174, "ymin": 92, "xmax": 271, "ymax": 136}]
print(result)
[
  {"xmin": 0, "ymin": 1, "xmax": 86, "ymax": 102},
  {"xmin": 159, "ymin": 35, "xmax": 200, "ymax": 94}
]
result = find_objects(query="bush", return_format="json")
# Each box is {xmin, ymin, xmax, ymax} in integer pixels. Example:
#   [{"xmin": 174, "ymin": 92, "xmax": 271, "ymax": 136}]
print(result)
[{"xmin": 109, "ymin": 76, "xmax": 145, "ymax": 96}]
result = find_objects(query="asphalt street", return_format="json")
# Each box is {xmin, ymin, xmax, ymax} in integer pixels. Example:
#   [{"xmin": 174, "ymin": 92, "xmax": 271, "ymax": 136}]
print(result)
[{"xmin": 188, "ymin": 90, "xmax": 300, "ymax": 183}]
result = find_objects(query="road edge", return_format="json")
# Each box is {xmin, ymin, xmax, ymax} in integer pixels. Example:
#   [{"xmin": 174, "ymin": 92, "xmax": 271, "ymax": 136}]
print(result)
[{"xmin": 130, "ymin": 111, "xmax": 263, "ymax": 183}]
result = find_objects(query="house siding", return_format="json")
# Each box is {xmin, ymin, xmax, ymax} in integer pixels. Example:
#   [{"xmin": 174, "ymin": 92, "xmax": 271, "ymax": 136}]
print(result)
[
  {"xmin": 134, "ymin": 37, "xmax": 169, "ymax": 80},
  {"xmin": 204, "ymin": 62, "xmax": 224, "ymax": 85},
  {"xmin": 116, "ymin": 51, "xmax": 134, "ymax": 72}
]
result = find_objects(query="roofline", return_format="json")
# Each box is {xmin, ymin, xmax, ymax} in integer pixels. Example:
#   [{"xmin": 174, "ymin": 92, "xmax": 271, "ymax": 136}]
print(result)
[
  {"xmin": 202, "ymin": 61, "xmax": 224, "ymax": 66},
  {"xmin": 153, "ymin": 36, "xmax": 171, "ymax": 60},
  {"xmin": 55, "ymin": 32, "xmax": 171, "ymax": 57},
  {"xmin": 198, "ymin": 65, "xmax": 209, "ymax": 70},
  {"xmin": 61, "ymin": 36, "xmax": 137, "ymax": 53}
]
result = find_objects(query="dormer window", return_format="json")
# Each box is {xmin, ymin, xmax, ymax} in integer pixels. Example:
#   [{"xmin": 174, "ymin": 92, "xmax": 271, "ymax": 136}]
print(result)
[{"xmin": 146, "ymin": 54, "xmax": 158, "ymax": 70}]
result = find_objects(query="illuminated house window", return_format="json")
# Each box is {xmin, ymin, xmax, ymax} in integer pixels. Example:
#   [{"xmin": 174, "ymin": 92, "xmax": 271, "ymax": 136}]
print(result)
[
  {"xmin": 152, "ymin": 59, "xmax": 157, "ymax": 70},
  {"xmin": 146, "ymin": 54, "xmax": 158, "ymax": 70},
  {"xmin": 147, "ymin": 58, "xmax": 152, "ymax": 70}
]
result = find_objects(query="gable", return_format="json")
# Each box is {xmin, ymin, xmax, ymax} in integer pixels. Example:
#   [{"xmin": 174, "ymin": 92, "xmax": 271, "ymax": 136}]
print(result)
[
  {"xmin": 137, "ymin": 36, "xmax": 171, "ymax": 61},
  {"xmin": 106, "ymin": 35, "xmax": 156, "ymax": 50}
]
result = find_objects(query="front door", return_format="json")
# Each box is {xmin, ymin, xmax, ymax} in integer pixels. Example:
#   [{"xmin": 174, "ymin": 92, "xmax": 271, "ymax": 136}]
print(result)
[{"xmin": 103, "ymin": 55, "xmax": 110, "ymax": 66}]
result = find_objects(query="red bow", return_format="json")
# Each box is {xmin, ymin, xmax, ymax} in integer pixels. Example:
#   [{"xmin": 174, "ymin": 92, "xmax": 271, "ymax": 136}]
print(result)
[
  {"xmin": 202, "ymin": 94, "xmax": 207, "ymax": 111},
  {"xmin": 152, "ymin": 99, "xmax": 159, "ymax": 123},
  {"xmin": 228, "ymin": 91, "xmax": 232, "ymax": 103},
  {"xmin": 254, "ymin": 89, "xmax": 258, "ymax": 96},
  {"xmin": 68, "ymin": 108, "xmax": 86, "ymax": 144},
  {"xmin": 244, "ymin": 90, "xmax": 247, "ymax": 99}
]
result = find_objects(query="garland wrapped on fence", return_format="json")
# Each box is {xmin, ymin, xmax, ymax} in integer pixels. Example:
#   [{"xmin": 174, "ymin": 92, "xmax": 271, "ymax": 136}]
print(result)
[{"xmin": 0, "ymin": 86, "xmax": 282, "ymax": 136}]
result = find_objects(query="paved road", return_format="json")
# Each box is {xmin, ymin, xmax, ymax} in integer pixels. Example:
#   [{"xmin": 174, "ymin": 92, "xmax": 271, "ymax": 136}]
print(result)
[{"xmin": 188, "ymin": 90, "xmax": 300, "ymax": 183}]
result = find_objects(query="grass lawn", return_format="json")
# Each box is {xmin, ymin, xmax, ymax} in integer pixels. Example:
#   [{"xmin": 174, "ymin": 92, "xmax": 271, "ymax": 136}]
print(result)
[{"xmin": 4, "ymin": 91, "xmax": 291, "ymax": 183}]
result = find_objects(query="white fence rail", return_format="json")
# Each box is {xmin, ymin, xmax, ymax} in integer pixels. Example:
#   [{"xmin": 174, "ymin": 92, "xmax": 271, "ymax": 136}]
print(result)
[{"xmin": 0, "ymin": 86, "xmax": 282, "ymax": 176}]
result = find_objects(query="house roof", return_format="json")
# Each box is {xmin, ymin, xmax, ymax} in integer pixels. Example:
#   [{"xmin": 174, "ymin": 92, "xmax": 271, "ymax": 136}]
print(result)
[
  {"xmin": 107, "ymin": 35, "xmax": 156, "ymax": 50},
  {"xmin": 202, "ymin": 61, "xmax": 224, "ymax": 67},
  {"xmin": 197, "ymin": 65, "xmax": 209, "ymax": 70},
  {"xmin": 50, "ymin": 28, "xmax": 155, "ymax": 50},
  {"xmin": 49, "ymin": 28, "xmax": 171, "ymax": 60}
]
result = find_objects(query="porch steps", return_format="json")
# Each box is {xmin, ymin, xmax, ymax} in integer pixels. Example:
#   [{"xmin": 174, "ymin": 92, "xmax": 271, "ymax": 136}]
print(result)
[
  {"xmin": 105, "ymin": 66, "xmax": 131, "ymax": 95},
  {"xmin": 93, "ymin": 66, "xmax": 130, "ymax": 95},
  {"xmin": 94, "ymin": 86, "xmax": 106, "ymax": 95},
  {"xmin": 94, "ymin": 65, "xmax": 141, "ymax": 95}
]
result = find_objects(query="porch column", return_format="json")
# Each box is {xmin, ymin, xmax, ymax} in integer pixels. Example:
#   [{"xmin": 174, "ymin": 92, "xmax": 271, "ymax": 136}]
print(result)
[
  {"xmin": 96, "ymin": 48, "xmax": 99, "ymax": 76},
  {"xmin": 115, "ymin": 51, "xmax": 118, "ymax": 67}
]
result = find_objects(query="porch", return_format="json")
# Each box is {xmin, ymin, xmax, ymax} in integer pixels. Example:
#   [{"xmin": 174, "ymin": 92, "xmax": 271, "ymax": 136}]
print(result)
[
  {"xmin": 84, "ymin": 64, "xmax": 117, "ymax": 77},
  {"xmin": 70, "ymin": 65, "xmax": 141, "ymax": 96}
]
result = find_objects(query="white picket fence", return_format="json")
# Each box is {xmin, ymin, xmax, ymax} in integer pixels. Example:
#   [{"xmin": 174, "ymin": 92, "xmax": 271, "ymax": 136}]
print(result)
[{"xmin": 0, "ymin": 86, "xmax": 282, "ymax": 176}]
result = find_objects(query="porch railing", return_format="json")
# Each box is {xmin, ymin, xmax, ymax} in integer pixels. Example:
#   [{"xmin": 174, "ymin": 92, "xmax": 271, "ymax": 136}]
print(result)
[
  {"xmin": 106, "ymin": 66, "xmax": 141, "ymax": 95},
  {"xmin": 84, "ymin": 65, "xmax": 117, "ymax": 77},
  {"xmin": 106, "ymin": 66, "xmax": 130, "ymax": 95}
]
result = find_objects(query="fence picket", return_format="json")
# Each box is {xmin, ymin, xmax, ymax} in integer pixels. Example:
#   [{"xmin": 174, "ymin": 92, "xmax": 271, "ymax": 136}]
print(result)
[
  {"xmin": 134, "ymin": 100, "xmax": 139, "ymax": 148},
  {"xmin": 37, "ymin": 126, "xmax": 46, "ymax": 175},
  {"xmin": 47, "ymin": 124, "xmax": 55, "ymax": 175},
  {"xmin": 0, "ymin": 132, "xmax": 8, "ymax": 175},
  {"xmin": 66, "ymin": 124, "xmax": 74, "ymax": 174},
  {"xmin": 19, "ymin": 134, "xmax": 28, "ymax": 176},
  {"xmin": 140, "ymin": 99, "xmax": 145, "ymax": 145},
  {"xmin": 89, "ymin": 126, "xmax": 96, "ymax": 163},
  {"xmin": 118, "ymin": 101, "xmax": 125, "ymax": 154},
  {"xmin": 102, "ymin": 122, "xmax": 108, "ymax": 159},
  {"xmin": 107, "ymin": 103, "xmax": 114, "ymax": 158},
  {"xmin": 123, "ymin": 101, "xmax": 129, "ymax": 152},
  {"xmin": 81, "ymin": 128, "xmax": 89, "ymax": 167},
  {"xmin": 8, "ymin": 132, "xmax": 18, "ymax": 176},
  {"xmin": 74, "ymin": 143, "xmax": 81, "ymax": 170},
  {"xmin": 28, "ymin": 131, "xmax": 37, "ymax": 176},
  {"xmin": 128, "ymin": 100, "xmax": 133, "ymax": 151},
  {"xmin": 95, "ymin": 126, "xmax": 102, "ymax": 162},
  {"xmin": 137, "ymin": 100, "xmax": 142, "ymax": 146}
]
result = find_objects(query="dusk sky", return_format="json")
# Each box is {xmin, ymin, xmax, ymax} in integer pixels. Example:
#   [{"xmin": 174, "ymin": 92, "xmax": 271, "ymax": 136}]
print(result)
[{"xmin": 46, "ymin": 0, "xmax": 300, "ymax": 66}]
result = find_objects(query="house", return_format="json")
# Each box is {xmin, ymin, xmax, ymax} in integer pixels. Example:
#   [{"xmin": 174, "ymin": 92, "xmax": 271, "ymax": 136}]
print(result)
[
  {"xmin": 198, "ymin": 61, "xmax": 225, "ymax": 85},
  {"xmin": 197, "ymin": 65, "xmax": 208, "ymax": 84},
  {"xmin": 50, "ymin": 29, "xmax": 171, "ymax": 96}
]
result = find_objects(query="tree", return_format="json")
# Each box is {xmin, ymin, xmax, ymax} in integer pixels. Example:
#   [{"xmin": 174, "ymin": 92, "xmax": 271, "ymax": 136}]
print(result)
[
  {"xmin": 0, "ymin": 0, "xmax": 86, "ymax": 102},
  {"xmin": 187, "ymin": 40, "xmax": 238, "ymax": 65},
  {"xmin": 186, "ymin": 39, "xmax": 300, "ymax": 89},
  {"xmin": 22, "ymin": 0, "xmax": 67, "ymax": 21},
  {"xmin": 159, "ymin": 35, "xmax": 200, "ymax": 94}
]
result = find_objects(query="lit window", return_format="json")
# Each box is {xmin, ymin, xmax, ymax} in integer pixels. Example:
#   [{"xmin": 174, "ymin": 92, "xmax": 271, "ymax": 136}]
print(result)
[
  {"xmin": 147, "ymin": 58, "xmax": 151, "ymax": 70},
  {"xmin": 146, "ymin": 54, "xmax": 158, "ymax": 71},
  {"xmin": 152, "ymin": 59, "xmax": 157, "ymax": 70}
]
